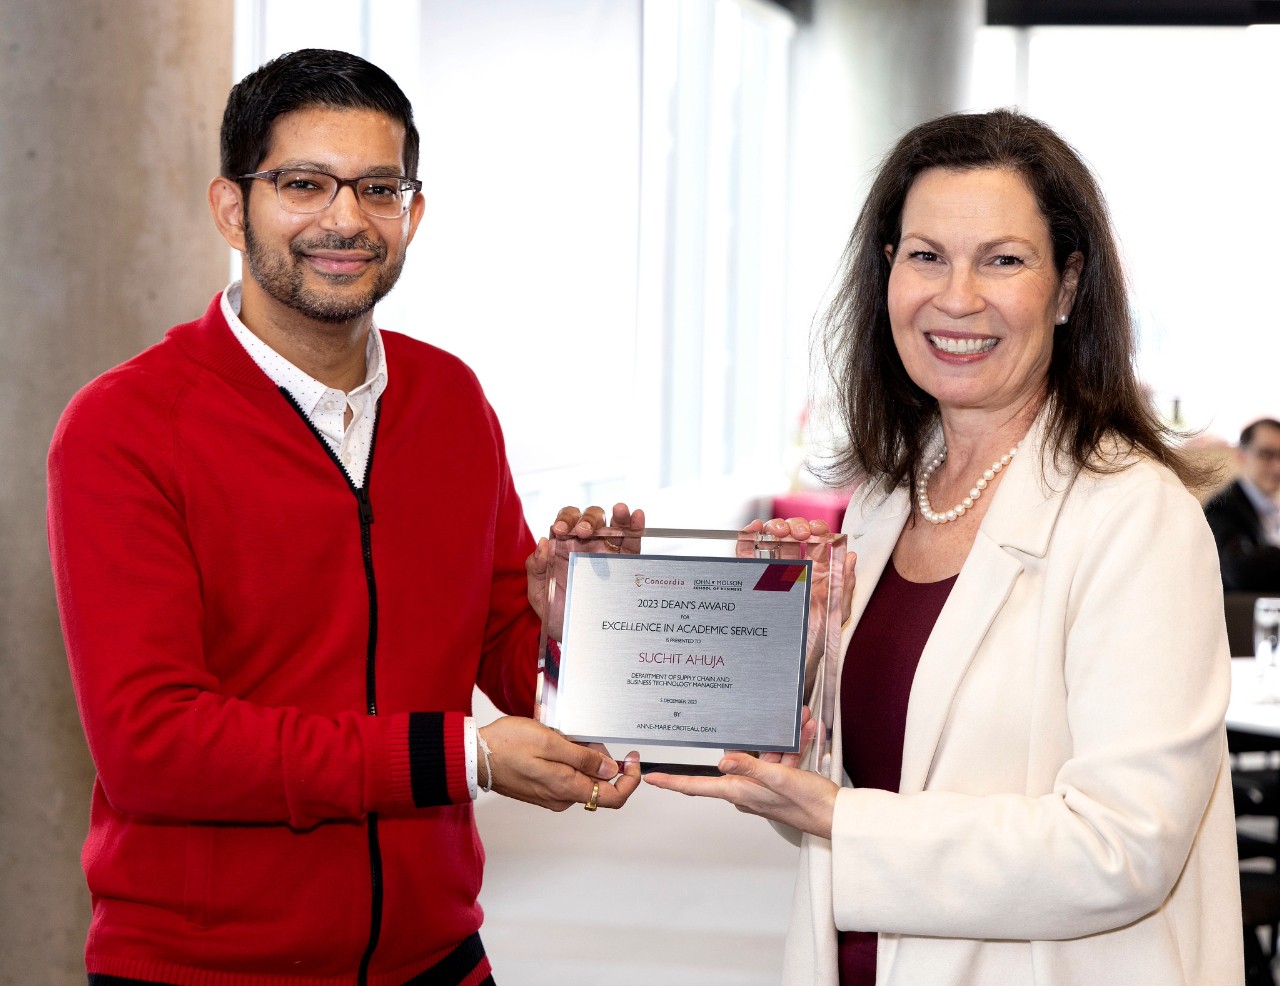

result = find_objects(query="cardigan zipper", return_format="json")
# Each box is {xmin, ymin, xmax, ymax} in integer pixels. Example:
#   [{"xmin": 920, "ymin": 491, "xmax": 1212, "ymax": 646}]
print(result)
[{"xmin": 278, "ymin": 389, "xmax": 384, "ymax": 986}]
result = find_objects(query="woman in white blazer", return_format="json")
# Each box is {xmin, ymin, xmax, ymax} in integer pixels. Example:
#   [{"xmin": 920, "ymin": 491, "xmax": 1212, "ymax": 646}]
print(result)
[{"xmin": 646, "ymin": 109, "xmax": 1242, "ymax": 985}]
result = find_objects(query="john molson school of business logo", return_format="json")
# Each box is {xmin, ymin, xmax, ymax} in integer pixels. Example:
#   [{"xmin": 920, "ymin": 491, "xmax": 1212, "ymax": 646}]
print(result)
[{"xmin": 692, "ymin": 577, "xmax": 744, "ymax": 592}]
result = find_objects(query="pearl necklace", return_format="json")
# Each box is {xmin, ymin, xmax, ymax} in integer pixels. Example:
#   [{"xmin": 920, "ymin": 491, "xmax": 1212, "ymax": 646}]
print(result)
[{"xmin": 916, "ymin": 443, "xmax": 1020, "ymax": 524}]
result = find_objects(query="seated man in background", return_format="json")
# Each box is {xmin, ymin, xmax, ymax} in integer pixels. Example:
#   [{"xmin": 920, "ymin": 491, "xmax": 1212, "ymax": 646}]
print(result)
[{"xmin": 1204, "ymin": 417, "xmax": 1280, "ymax": 590}]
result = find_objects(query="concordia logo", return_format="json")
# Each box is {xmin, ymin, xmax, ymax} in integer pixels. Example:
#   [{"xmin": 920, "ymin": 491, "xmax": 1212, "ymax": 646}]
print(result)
[
  {"xmin": 753, "ymin": 563, "xmax": 808, "ymax": 592},
  {"xmin": 634, "ymin": 574, "xmax": 685, "ymax": 587}
]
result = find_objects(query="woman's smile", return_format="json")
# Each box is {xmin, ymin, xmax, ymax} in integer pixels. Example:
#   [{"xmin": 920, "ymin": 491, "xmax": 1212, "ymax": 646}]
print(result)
[{"xmin": 926, "ymin": 333, "xmax": 998, "ymax": 357}]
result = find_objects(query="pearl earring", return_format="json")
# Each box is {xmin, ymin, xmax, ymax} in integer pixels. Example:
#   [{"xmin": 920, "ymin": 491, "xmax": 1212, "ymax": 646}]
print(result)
[{"xmin": 1056, "ymin": 314, "xmax": 1068, "ymax": 325}]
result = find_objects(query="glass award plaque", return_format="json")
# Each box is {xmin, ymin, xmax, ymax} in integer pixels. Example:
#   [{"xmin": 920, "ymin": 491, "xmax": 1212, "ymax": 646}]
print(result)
[{"xmin": 536, "ymin": 527, "xmax": 846, "ymax": 776}]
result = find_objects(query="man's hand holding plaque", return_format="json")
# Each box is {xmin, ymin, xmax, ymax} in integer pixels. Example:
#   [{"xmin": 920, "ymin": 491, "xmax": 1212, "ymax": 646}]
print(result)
[{"xmin": 526, "ymin": 503, "xmax": 646, "ymax": 640}]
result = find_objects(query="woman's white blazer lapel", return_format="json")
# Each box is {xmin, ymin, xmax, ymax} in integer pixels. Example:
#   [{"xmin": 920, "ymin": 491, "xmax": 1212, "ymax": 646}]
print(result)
[{"xmin": 835, "ymin": 414, "xmax": 1077, "ymax": 794}]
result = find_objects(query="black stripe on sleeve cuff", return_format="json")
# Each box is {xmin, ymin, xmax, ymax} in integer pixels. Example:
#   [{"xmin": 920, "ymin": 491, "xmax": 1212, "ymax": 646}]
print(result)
[{"xmin": 408, "ymin": 711, "xmax": 452, "ymax": 807}]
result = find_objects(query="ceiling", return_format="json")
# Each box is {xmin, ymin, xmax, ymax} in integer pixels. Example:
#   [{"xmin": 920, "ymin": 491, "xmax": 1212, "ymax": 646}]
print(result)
[
  {"xmin": 767, "ymin": 1, "xmax": 1280, "ymax": 29},
  {"xmin": 986, "ymin": 0, "xmax": 1280, "ymax": 26}
]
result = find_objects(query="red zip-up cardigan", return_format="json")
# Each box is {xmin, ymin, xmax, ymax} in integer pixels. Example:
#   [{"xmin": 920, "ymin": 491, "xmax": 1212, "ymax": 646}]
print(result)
[{"xmin": 47, "ymin": 295, "xmax": 539, "ymax": 985}]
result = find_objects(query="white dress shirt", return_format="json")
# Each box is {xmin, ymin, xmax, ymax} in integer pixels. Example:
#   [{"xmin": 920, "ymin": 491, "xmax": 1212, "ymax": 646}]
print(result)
[
  {"xmin": 221, "ymin": 282, "xmax": 385, "ymax": 487},
  {"xmin": 1240, "ymin": 475, "xmax": 1280, "ymax": 548}
]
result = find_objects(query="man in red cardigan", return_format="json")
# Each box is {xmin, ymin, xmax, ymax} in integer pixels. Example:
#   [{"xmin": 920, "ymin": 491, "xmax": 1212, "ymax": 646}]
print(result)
[{"xmin": 47, "ymin": 48, "xmax": 639, "ymax": 986}]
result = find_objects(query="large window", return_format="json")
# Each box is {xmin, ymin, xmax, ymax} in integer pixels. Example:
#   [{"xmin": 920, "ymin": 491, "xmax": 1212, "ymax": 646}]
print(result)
[
  {"xmin": 969, "ymin": 24, "xmax": 1280, "ymax": 440},
  {"xmin": 638, "ymin": 0, "xmax": 795, "ymax": 496}
]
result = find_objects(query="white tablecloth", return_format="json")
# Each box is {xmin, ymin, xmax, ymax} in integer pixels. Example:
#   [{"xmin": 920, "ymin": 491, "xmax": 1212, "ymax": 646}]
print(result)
[{"xmin": 1228, "ymin": 656, "xmax": 1280, "ymax": 738}]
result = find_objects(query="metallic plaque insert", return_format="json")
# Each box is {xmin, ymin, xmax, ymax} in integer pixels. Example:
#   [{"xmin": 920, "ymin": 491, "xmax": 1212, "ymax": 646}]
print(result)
[{"xmin": 536, "ymin": 527, "xmax": 846, "ymax": 772}]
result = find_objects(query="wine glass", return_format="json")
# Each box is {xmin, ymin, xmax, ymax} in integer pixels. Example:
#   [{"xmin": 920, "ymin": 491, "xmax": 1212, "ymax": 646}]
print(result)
[{"xmin": 1254, "ymin": 598, "xmax": 1280, "ymax": 697}]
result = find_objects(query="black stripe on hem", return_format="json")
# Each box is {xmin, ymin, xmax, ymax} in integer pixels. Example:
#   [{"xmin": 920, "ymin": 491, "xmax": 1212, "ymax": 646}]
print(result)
[{"xmin": 403, "ymin": 932, "xmax": 488, "ymax": 985}]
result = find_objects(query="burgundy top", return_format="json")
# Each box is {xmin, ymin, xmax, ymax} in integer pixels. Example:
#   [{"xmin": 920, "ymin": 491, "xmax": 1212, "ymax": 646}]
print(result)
[{"xmin": 837, "ymin": 558, "xmax": 957, "ymax": 986}]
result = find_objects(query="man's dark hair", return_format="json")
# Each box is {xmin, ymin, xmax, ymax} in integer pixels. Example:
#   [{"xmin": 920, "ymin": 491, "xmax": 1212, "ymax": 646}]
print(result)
[
  {"xmin": 820, "ymin": 107, "xmax": 1205, "ymax": 494},
  {"xmin": 1241, "ymin": 419, "xmax": 1280, "ymax": 448},
  {"xmin": 220, "ymin": 48, "xmax": 420, "ymax": 196}
]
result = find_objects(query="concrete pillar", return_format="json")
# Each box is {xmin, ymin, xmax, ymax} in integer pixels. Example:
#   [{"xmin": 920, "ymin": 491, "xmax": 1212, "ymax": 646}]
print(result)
[
  {"xmin": 787, "ymin": 0, "xmax": 982, "ymax": 450},
  {"xmin": 0, "ymin": 2, "xmax": 232, "ymax": 978},
  {"xmin": 832, "ymin": 0, "xmax": 981, "ymax": 175},
  {"xmin": 791, "ymin": 0, "xmax": 982, "ymax": 271}
]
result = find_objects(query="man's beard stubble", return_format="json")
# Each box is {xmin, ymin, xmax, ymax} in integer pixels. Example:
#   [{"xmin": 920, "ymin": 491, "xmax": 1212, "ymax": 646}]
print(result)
[{"xmin": 243, "ymin": 218, "xmax": 405, "ymax": 324}]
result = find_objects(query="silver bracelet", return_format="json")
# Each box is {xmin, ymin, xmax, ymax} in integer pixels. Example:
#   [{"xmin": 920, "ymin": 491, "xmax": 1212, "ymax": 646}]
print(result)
[{"xmin": 477, "ymin": 731, "xmax": 494, "ymax": 793}]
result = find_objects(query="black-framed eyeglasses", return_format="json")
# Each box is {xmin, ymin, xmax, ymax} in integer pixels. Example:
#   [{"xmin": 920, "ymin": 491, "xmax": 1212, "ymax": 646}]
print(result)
[{"xmin": 240, "ymin": 169, "xmax": 422, "ymax": 219}]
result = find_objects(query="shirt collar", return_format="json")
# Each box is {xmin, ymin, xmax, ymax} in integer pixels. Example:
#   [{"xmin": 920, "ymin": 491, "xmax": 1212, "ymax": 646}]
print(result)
[
  {"xmin": 1239, "ymin": 475, "xmax": 1280, "ymax": 519},
  {"xmin": 220, "ymin": 281, "xmax": 388, "ymax": 413}
]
